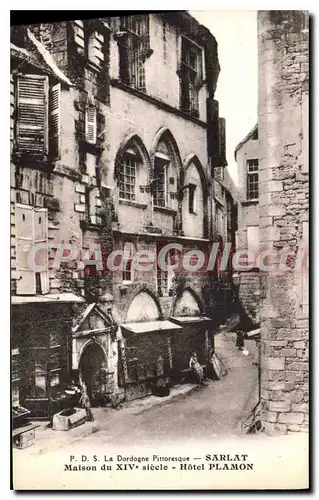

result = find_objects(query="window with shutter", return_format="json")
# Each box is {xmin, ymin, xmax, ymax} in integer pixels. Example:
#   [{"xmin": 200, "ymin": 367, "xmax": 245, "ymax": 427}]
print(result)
[
  {"xmin": 15, "ymin": 204, "xmax": 49, "ymax": 295},
  {"xmin": 88, "ymin": 31, "xmax": 105, "ymax": 67},
  {"xmin": 85, "ymin": 105, "xmax": 97, "ymax": 144},
  {"xmin": 74, "ymin": 20, "xmax": 85, "ymax": 55},
  {"xmin": 16, "ymin": 75, "xmax": 48, "ymax": 154},
  {"xmin": 119, "ymin": 15, "xmax": 150, "ymax": 91},
  {"xmin": 180, "ymin": 36, "xmax": 203, "ymax": 116},
  {"xmin": 49, "ymin": 83, "xmax": 61, "ymax": 161},
  {"xmin": 34, "ymin": 208, "xmax": 49, "ymax": 294}
]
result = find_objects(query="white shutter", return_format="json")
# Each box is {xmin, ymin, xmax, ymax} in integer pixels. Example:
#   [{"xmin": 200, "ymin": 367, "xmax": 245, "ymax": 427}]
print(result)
[
  {"xmin": 74, "ymin": 20, "xmax": 85, "ymax": 54},
  {"xmin": 88, "ymin": 32, "xmax": 104, "ymax": 67},
  {"xmin": 49, "ymin": 83, "xmax": 61, "ymax": 161},
  {"xmin": 85, "ymin": 105, "xmax": 97, "ymax": 144},
  {"xmin": 17, "ymin": 75, "xmax": 48, "ymax": 154},
  {"xmin": 34, "ymin": 208, "xmax": 49, "ymax": 294},
  {"xmin": 15, "ymin": 204, "xmax": 35, "ymax": 295}
]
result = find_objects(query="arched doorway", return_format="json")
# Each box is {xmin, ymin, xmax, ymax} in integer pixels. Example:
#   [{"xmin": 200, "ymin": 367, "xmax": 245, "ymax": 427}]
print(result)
[
  {"xmin": 79, "ymin": 342, "xmax": 107, "ymax": 404},
  {"xmin": 170, "ymin": 288, "xmax": 212, "ymax": 379}
]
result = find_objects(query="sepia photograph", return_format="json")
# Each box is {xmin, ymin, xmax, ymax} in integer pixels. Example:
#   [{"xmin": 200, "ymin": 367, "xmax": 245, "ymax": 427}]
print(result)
[{"xmin": 10, "ymin": 8, "xmax": 309, "ymax": 490}]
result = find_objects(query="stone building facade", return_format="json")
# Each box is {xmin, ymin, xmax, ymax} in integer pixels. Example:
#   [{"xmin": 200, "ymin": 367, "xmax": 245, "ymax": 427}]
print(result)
[
  {"xmin": 11, "ymin": 13, "xmax": 228, "ymax": 416},
  {"xmin": 234, "ymin": 125, "xmax": 260, "ymax": 326},
  {"xmin": 258, "ymin": 11, "xmax": 309, "ymax": 433}
]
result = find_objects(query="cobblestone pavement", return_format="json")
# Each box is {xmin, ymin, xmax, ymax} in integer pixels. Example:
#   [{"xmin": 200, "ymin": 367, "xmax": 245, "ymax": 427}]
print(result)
[{"xmin": 14, "ymin": 331, "xmax": 259, "ymax": 458}]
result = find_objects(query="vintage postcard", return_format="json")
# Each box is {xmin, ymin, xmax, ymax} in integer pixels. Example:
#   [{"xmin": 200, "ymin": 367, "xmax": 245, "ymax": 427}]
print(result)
[{"xmin": 10, "ymin": 10, "xmax": 309, "ymax": 490}]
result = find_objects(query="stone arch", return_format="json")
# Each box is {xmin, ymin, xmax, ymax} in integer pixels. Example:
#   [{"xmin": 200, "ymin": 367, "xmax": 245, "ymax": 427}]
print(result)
[
  {"xmin": 114, "ymin": 133, "xmax": 151, "ymax": 180},
  {"xmin": 78, "ymin": 339, "xmax": 108, "ymax": 401},
  {"xmin": 150, "ymin": 127, "xmax": 182, "ymax": 172},
  {"xmin": 78, "ymin": 338, "xmax": 108, "ymax": 367},
  {"xmin": 182, "ymin": 153, "xmax": 209, "ymax": 238},
  {"xmin": 125, "ymin": 287, "xmax": 163, "ymax": 322},
  {"xmin": 183, "ymin": 154, "xmax": 209, "ymax": 197},
  {"xmin": 172, "ymin": 286, "xmax": 205, "ymax": 317}
]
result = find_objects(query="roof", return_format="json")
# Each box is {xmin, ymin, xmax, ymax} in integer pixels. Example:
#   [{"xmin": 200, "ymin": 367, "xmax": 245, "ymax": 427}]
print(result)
[
  {"xmin": 11, "ymin": 293, "xmax": 84, "ymax": 305},
  {"xmin": 27, "ymin": 29, "xmax": 73, "ymax": 87},
  {"xmin": 72, "ymin": 302, "xmax": 114, "ymax": 334},
  {"xmin": 11, "ymin": 43, "xmax": 48, "ymax": 73},
  {"xmin": 170, "ymin": 316, "xmax": 212, "ymax": 325},
  {"xmin": 11, "ymin": 29, "xmax": 72, "ymax": 87},
  {"xmin": 234, "ymin": 124, "xmax": 258, "ymax": 161},
  {"xmin": 121, "ymin": 320, "xmax": 182, "ymax": 335}
]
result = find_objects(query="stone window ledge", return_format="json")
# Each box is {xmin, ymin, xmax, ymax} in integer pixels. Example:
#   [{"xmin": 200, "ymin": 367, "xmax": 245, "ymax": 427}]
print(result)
[
  {"xmin": 154, "ymin": 206, "xmax": 177, "ymax": 216},
  {"xmin": 242, "ymin": 199, "xmax": 259, "ymax": 206},
  {"xmin": 119, "ymin": 199, "xmax": 147, "ymax": 210}
]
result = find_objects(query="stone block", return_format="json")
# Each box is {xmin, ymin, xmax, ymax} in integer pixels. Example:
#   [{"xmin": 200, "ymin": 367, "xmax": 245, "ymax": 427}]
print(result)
[
  {"xmin": 52, "ymin": 407, "xmax": 87, "ymax": 431},
  {"xmin": 268, "ymin": 382, "xmax": 286, "ymax": 391},
  {"xmin": 267, "ymin": 180, "xmax": 284, "ymax": 192},
  {"xmin": 75, "ymin": 183, "xmax": 86, "ymax": 194},
  {"xmin": 264, "ymin": 422, "xmax": 288, "ymax": 435},
  {"xmin": 287, "ymin": 425, "xmax": 302, "ymax": 432},
  {"xmin": 278, "ymin": 412, "xmax": 304, "ymax": 425},
  {"xmin": 268, "ymin": 400, "xmax": 290, "ymax": 412},
  {"xmin": 74, "ymin": 204, "xmax": 86, "ymax": 213},
  {"xmin": 286, "ymin": 362, "xmax": 308, "ymax": 371},
  {"xmin": 281, "ymin": 348, "xmax": 296, "ymax": 357},
  {"xmin": 269, "ymin": 341, "xmax": 288, "ymax": 347},
  {"xmin": 261, "ymin": 411, "xmax": 277, "ymax": 423},
  {"xmin": 260, "ymin": 205, "xmax": 286, "ymax": 217},
  {"xmin": 268, "ymin": 357, "xmax": 285, "ymax": 370},
  {"xmin": 294, "ymin": 341, "xmax": 306, "ymax": 349},
  {"xmin": 291, "ymin": 403, "xmax": 308, "ymax": 413}
]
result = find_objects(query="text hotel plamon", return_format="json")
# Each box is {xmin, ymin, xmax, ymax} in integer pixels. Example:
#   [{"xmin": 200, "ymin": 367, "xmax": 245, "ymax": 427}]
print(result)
[{"xmin": 11, "ymin": 11, "xmax": 308, "ymax": 442}]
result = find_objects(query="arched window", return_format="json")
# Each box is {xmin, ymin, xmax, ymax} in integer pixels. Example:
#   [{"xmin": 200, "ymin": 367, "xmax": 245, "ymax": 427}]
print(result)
[
  {"xmin": 119, "ymin": 148, "xmax": 139, "ymax": 201},
  {"xmin": 116, "ymin": 136, "xmax": 150, "ymax": 204},
  {"xmin": 182, "ymin": 155, "xmax": 207, "ymax": 239},
  {"xmin": 152, "ymin": 131, "xmax": 181, "ymax": 211},
  {"xmin": 153, "ymin": 141, "xmax": 171, "ymax": 208}
]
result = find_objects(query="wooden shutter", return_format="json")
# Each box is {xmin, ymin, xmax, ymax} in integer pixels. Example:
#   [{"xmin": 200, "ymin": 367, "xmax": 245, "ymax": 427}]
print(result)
[
  {"xmin": 34, "ymin": 208, "xmax": 49, "ymax": 294},
  {"xmin": 89, "ymin": 32, "xmax": 104, "ymax": 67},
  {"xmin": 207, "ymin": 98, "xmax": 219, "ymax": 166},
  {"xmin": 219, "ymin": 118, "xmax": 226, "ymax": 165},
  {"xmin": 15, "ymin": 204, "xmax": 35, "ymax": 295},
  {"xmin": 49, "ymin": 83, "xmax": 61, "ymax": 161},
  {"xmin": 10, "ymin": 74, "xmax": 14, "ymax": 151},
  {"xmin": 85, "ymin": 105, "xmax": 97, "ymax": 144},
  {"xmin": 74, "ymin": 20, "xmax": 85, "ymax": 55},
  {"xmin": 16, "ymin": 75, "xmax": 48, "ymax": 154}
]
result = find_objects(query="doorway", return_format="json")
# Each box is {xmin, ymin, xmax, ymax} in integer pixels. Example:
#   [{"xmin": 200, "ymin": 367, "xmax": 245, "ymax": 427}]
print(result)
[{"xmin": 79, "ymin": 342, "xmax": 106, "ymax": 404}]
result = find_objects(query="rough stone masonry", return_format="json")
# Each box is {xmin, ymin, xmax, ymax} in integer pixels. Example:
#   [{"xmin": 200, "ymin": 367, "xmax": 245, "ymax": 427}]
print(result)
[{"xmin": 258, "ymin": 11, "xmax": 309, "ymax": 434}]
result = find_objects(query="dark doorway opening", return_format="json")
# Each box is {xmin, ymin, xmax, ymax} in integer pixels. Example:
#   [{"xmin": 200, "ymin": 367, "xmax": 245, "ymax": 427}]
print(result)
[{"xmin": 79, "ymin": 342, "xmax": 106, "ymax": 405}]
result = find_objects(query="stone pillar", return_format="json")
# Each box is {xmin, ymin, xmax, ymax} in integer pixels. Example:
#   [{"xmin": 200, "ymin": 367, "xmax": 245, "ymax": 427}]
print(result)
[{"xmin": 258, "ymin": 11, "xmax": 309, "ymax": 434}]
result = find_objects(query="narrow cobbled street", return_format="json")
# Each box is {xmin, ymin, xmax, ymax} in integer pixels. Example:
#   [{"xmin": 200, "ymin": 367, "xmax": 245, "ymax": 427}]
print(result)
[{"xmin": 16, "ymin": 332, "xmax": 259, "ymax": 458}]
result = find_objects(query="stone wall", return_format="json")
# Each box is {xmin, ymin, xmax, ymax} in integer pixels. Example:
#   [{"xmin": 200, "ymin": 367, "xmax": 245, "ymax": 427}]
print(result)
[
  {"xmin": 237, "ymin": 272, "xmax": 260, "ymax": 325},
  {"xmin": 258, "ymin": 11, "xmax": 309, "ymax": 434}
]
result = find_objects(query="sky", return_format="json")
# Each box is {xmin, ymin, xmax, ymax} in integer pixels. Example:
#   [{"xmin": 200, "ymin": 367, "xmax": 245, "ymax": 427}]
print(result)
[{"xmin": 190, "ymin": 10, "xmax": 258, "ymax": 183}]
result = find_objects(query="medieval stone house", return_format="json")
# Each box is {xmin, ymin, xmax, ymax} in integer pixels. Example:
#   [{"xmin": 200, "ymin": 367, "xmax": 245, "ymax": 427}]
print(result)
[
  {"xmin": 234, "ymin": 124, "xmax": 260, "ymax": 326},
  {"xmin": 11, "ymin": 13, "xmax": 229, "ymax": 416}
]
